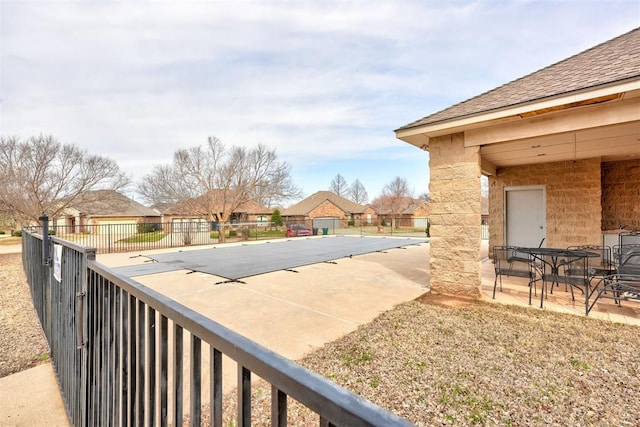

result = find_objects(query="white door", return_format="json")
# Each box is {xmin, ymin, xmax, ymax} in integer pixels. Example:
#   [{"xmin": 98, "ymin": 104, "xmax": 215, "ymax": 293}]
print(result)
[{"xmin": 505, "ymin": 186, "xmax": 545, "ymax": 247}]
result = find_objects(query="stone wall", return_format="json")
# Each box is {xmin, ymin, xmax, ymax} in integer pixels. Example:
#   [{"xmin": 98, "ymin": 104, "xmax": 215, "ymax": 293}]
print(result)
[
  {"xmin": 601, "ymin": 159, "xmax": 640, "ymax": 231},
  {"xmin": 308, "ymin": 200, "xmax": 347, "ymax": 219},
  {"xmin": 429, "ymin": 133, "xmax": 482, "ymax": 298},
  {"xmin": 488, "ymin": 158, "xmax": 602, "ymax": 249}
]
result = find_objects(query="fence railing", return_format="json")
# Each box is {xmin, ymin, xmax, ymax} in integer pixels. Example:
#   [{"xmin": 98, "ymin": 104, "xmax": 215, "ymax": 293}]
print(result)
[
  {"xmin": 25, "ymin": 218, "xmax": 487, "ymax": 255},
  {"xmin": 26, "ymin": 221, "xmax": 283, "ymax": 254},
  {"xmin": 22, "ymin": 223, "xmax": 415, "ymax": 426}
]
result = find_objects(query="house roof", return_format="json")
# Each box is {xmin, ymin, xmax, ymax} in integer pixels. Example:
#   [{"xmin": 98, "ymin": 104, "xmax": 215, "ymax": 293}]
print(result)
[
  {"xmin": 374, "ymin": 196, "xmax": 429, "ymax": 215},
  {"xmin": 70, "ymin": 190, "xmax": 159, "ymax": 217},
  {"xmin": 282, "ymin": 191, "xmax": 369, "ymax": 216},
  {"xmin": 397, "ymin": 27, "xmax": 640, "ymax": 131},
  {"xmin": 163, "ymin": 190, "xmax": 271, "ymax": 216},
  {"xmin": 400, "ymin": 198, "xmax": 430, "ymax": 215}
]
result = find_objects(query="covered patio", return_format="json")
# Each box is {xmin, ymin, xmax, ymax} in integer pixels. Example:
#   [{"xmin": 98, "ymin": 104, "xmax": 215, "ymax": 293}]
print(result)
[
  {"xmin": 477, "ymin": 242, "xmax": 640, "ymax": 325},
  {"xmin": 395, "ymin": 27, "xmax": 640, "ymax": 300}
]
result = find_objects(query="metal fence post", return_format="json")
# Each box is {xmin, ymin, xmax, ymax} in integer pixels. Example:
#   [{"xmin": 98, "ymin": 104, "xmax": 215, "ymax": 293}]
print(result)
[{"xmin": 39, "ymin": 214, "xmax": 51, "ymax": 265}]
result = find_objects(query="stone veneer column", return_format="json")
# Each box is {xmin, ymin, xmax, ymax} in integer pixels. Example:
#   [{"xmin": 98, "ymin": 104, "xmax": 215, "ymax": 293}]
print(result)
[{"xmin": 428, "ymin": 133, "xmax": 482, "ymax": 297}]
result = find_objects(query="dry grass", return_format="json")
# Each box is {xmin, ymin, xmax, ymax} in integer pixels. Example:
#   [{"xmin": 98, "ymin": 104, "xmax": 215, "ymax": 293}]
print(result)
[{"xmin": 214, "ymin": 294, "xmax": 639, "ymax": 426}]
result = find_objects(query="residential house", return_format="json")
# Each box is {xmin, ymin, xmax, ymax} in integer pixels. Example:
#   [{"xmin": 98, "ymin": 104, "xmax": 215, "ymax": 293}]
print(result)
[
  {"xmin": 373, "ymin": 196, "xmax": 430, "ymax": 229},
  {"xmin": 282, "ymin": 191, "xmax": 377, "ymax": 230},
  {"xmin": 160, "ymin": 190, "xmax": 272, "ymax": 232},
  {"xmin": 395, "ymin": 27, "xmax": 640, "ymax": 297},
  {"xmin": 54, "ymin": 190, "xmax": 161, "ymax": 233}
]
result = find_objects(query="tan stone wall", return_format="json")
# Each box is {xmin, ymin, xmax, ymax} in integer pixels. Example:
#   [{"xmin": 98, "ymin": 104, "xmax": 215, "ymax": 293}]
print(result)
[
  {"xmin": 308, "ymin": 200, "xmax": 347, "ymax": 219},
  {"xmin": 429, "ymin": 133, "xmax": 482, "ymax": 298},
  {"xmin": 488, "ymin": 158, "xmax": 602, "ymax": 250},
  {"xmin": 601, "ymin": 159, "xmax": 640, "ymax": 231}
]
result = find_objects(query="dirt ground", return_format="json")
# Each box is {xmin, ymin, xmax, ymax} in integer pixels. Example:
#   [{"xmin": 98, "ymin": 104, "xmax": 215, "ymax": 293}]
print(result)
[{"xmin": 0, "ymin": 253, "xmax": 49, "ymax": 377}]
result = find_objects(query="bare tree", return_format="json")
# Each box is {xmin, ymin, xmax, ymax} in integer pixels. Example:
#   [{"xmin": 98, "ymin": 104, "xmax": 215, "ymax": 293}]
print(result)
[
  {"xmin": 137, "ymin": 136, "xmax": 300, "ymax": 242},
  {"xmin": 375, "ymin": 176, "xmax": 414, "ymax": 228},
  {"xmin": 348, "ymin": 179, "xmax": 369, "ymax": 204},
  {"xmin": 329, "ymin": 174, "xmax": 348, "ymax": 197},
  {"xmin": 0, "ymin": 135, "xmax": 129, "ymax": 225},
  {"xmin": 418, "ymin": 192, "xmax": 431, "ymax": 202}
]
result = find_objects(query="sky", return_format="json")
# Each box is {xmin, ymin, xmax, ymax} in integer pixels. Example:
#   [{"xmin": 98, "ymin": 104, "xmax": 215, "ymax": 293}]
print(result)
[{"xmin": 1, "ymin": 1, "xmax": 639, "ymax": 206}]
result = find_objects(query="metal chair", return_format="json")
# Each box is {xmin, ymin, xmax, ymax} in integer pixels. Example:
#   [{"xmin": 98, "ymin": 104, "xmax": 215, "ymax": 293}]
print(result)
[
  {"xmin": 618, "ymin": 249, "xmax": 640, "ymax": 279},
  {"xmin": 492, "ymin": 246, "xmax": 540, "ymax": 300},
  {"xmin": 587, "ymin": 275, "xmax": 640, "ymax": 315},
  {"xmin": 587, "ymin": 250, "xmax": 640, "ymax": 315},
  {"xmin": 566, "ymin": 245, "xmax": 613, "ymax": 290},
  {"xmin": 613, "ymin": 244, "xmax": 640, "ymax": 267}
]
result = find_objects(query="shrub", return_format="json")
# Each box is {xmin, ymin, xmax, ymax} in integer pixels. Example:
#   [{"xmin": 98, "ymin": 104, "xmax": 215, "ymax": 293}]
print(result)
[
  {"xmin": 48, "ymin": 229, "xmax": 56, "ymax": 235},
  {"xmin": 137, "ymin": 223, "xmax": 161, "ymax": 234},
  {"xmin": 271, "ymin": 209, "xmax": 284, "ymax": 227},
  {"xmin": 229, "ymin": 229, "xmax": 237, "ymax": 237},
  {"xmin": 348, "ymin": 220, "xmax": 355, "ymax": 227},
  {"xmin": 0, "ymin": 230, "xmax": 5, "ymax": 235},
  {"xmin": 12, "ymin": 230, "xmax": 22, "ymax": 237}
]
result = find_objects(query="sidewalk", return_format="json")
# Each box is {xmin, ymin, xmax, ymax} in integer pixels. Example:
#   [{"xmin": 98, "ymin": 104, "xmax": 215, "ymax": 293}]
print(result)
[{"xmin": 0, "ymin": 362, "xmax": 69, "ymax": 427}]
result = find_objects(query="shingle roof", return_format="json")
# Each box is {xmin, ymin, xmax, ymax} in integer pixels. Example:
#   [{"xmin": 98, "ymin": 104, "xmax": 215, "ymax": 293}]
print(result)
[
  {"xmin": 397, "ymin": 27, "xmax": 640, "ymax": 131},
  {"xmin": 373, "ymin": 196, "xmax": 429, "ymax": 215},
  {"xmin": 71, "ymin": 190, "xmax": 159, "ymax": 217},
  {"xmin": 163, "ymin": 190, "xmax": 271, "ymax": 216},
  {"xmin": 282, "ymin": 191, "xmax": 368, "ymax": 216}
]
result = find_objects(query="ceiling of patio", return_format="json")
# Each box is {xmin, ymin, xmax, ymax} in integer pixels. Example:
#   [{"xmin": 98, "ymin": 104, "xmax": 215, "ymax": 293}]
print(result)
[
  {"xmin": 475, "ymin": 88, "xmax": 640, "ymax": 171},
  {"xmin": 479, "ymin": 121, "xmax": 640, "ymax": 168}
]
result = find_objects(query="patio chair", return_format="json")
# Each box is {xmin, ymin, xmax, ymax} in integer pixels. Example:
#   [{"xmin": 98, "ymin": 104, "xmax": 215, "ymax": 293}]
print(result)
[
  {"xmin": 613, "ymin": 244, "xmax": 640, "ymax": 267},
  {"xmin": 492, "ymin": 246, "xmax": 539, "ymax": 299},
  {"xmin": 558, "ymin": 256, "xmax": 593, "ymax": 302},
  {"xmin": 566, "ymin": 245, "xmax": 613, "ymax": 290},
  {"xmin": 618, "ymin": 249, "xmax": 640, "ymax": 279},
  {"xmin": 588, "ymin": 250, "xmax": 640, "ymax": 314},
  {"xmin": 586, "ymin": 274, "xmax": 640, "ymax": 315}
]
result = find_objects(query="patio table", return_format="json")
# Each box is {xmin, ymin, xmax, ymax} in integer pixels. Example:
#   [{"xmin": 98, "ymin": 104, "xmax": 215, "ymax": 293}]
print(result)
[{"xmin": 516, "ymin": 247, "xmax": 599, "ymax": 310}]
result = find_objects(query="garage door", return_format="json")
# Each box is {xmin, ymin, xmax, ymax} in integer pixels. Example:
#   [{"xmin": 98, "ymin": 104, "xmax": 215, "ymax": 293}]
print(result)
[
  {"xmin": 312, "ymin": 217, "xmax": 339, "ymax": 233},
  {"xmin": 97, "ymin": 219, "xmax": 137, "ymax": 234}
]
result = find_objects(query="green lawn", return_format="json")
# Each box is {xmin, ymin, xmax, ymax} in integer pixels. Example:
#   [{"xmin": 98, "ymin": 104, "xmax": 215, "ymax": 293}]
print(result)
[
  {"xmin": 117, "ymin": 230, "xmax": 166, "ymax": 243},
  {"xmin": 210, "ymin": 228, "xmax": 285, "ymax": 239}
]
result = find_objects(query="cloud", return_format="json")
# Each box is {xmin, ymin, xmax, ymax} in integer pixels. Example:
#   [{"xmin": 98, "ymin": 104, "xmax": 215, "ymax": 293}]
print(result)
[{"xmin": 2, "ymin": 0, "xmax": 639, "ymax": 200}]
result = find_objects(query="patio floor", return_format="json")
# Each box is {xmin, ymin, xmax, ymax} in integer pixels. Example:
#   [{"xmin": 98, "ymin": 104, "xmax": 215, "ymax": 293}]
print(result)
[{"xmin": 479, "ymin": 244, "xmax": 640, "ymax": 326}]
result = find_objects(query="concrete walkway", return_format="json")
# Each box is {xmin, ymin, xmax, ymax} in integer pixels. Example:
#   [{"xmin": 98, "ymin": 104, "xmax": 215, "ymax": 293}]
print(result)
[{"xmin": 0, "ymin": 363, "xmax": 69, "ymax": 427}]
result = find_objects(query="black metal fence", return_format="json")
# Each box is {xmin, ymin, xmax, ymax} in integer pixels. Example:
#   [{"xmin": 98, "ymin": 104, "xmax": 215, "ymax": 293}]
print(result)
[
  {"xmin": 22, "ymin": 223, "xmax": 415, "ymax": 426},
  {"xmin": 26, "ymin": 221, "xmax": 282, "ymax": 254},
  {"xmin": 24, "ymin": 218, "xmax": 486, "ymax": 255}
]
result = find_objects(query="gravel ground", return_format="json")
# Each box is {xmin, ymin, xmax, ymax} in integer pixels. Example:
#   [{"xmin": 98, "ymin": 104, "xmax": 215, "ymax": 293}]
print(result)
[
  {"xmin": 3, "ymin": 250, "xmax": 639, "ymax": 426},
  {"xmin": 0, "ymin": 252, "xmax": 49, "ymax": 377}
]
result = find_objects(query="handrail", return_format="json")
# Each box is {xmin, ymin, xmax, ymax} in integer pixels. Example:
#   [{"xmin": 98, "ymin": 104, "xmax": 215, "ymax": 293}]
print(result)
[
  {"xmin": 89, "ymin": 260, "xmax": 413, "ymax": 426},
  {"xmin": 22, "ymin": 227, "xmax": 415, "ymax": 426}
]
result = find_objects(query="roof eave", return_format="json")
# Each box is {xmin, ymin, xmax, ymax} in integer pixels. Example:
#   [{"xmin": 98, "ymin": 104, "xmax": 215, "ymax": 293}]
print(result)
[{"xmin": 395, "ymin": 78, "xmax": 640, "ymax": 149}]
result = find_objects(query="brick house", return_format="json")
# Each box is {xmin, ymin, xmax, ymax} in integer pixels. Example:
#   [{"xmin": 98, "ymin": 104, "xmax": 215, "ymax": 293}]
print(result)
[
  {"xmin": 54, "ymin": 190, "xmax": 161, "ymax": 233},
  {"xmin": 373, "ymin": 196, "xmax": 430, "ymax": 228},
  {"xmin": 160, "ymin": 191, "xmax": 272, "ymax": 232},
  {"xmin": 282, "ymin": 191, "xmax": 377, "ymax": 229},
  {"xmin": 395, "ymin": 28, "xmax": 640, "ymax": 297}
]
